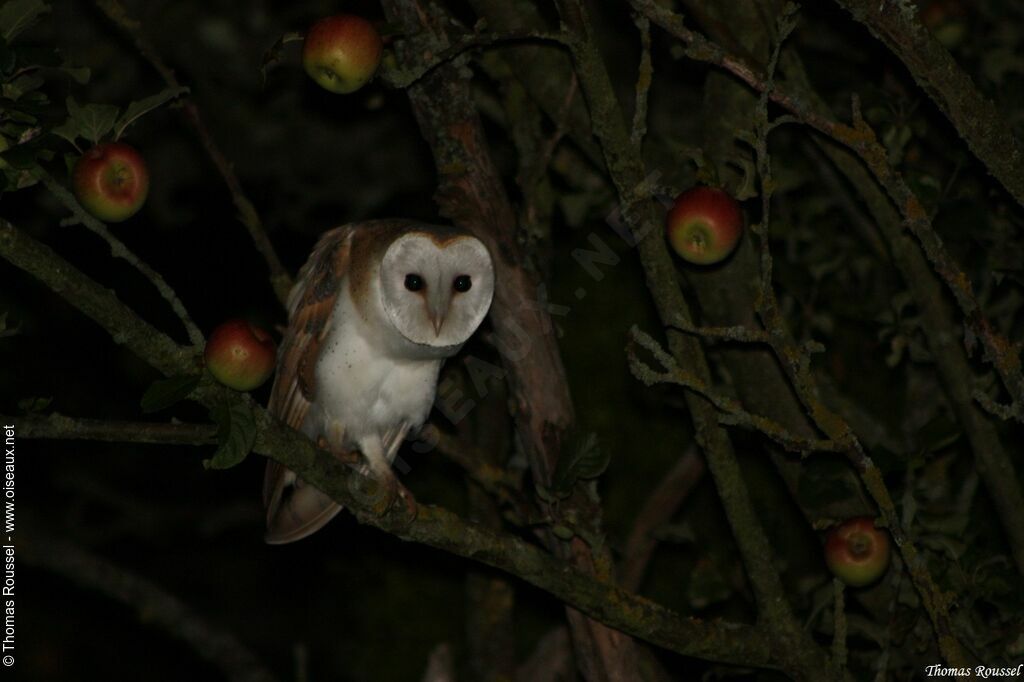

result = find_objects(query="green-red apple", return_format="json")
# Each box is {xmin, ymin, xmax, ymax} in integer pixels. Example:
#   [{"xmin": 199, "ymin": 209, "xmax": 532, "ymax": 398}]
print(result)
[
  {"xmin": 204, "ymin": 319, "xmax": 277, "ymax": 391},
  {"xmin": 665, "ymin": 186, "xmax": 744, "ymax": 265},
  {"xmin": 302, "ymin": 15, "xmax": 383, "ymax": 94},
  {"xmin": 825, "ymin": 517, "xmax": 891, "ymax": 587},
  {"xmin": 72, "ymin": 142, "xmax": 150, "ymax": 223}
]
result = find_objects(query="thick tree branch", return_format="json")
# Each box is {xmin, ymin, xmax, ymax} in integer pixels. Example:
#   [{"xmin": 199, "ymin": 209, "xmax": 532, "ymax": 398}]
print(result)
[
  {"xmin": 779, "ymin": 48, "xmax": 1024, "ymax": 577},
  {"xmin": 377, "ymin": 1, "xmax": 573, "ymax": 489},
  {"xmin": 637, "ymin": 4, "xmax": 967, "ymax": 664},
  {"xmin": 625, "ymin": 0, "xmax": 1020, "ymax": 627},
  {"xmin": 0, "ymin": 219, "xmax": 196, "ymax": 376},
  {"xmin": 35, "ymin": 167, "xmax": 204, "ymax": 347},
  {"xmin": 0, "ymin": 217, "xmax": 786, "ymax": 674},
  {"xmin": 832, "ymin": 0, "xmax": 1024, "ymax": 208},
  {"xmin": 662, "ymin": 0, "xmax": 874, "ymax": 534},
  {"xmin": 375, "ymin": 2, "xmax": 642, "ymax": 679},
  {"xmin": 551, "ymin": 2, "xmax": 835, "ymax": 679},
  {"xmin": 629, "ymin": 0, "xmax": 1024, "ymax": 416}
]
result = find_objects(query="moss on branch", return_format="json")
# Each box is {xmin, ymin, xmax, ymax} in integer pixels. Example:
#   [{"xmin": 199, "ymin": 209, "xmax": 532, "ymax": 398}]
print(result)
[{"xmin": 0, "ymin": 214, "xmax": 782, "ymax": 674}]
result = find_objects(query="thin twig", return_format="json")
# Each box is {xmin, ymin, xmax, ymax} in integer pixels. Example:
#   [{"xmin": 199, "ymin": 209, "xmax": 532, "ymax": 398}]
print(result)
[
  {"xmin": 4, "ymin": 413, "xmax": 217, "ymax": 445},
  {"xmin": 21, "ymin": 522, "xmax": 279, "ymax": 682},
  {"xmin": 516, "ymin": 628, "xmax": 572, "ymax": 682},
  {"xmin": 781, "ymin": 45, "xmax": 1024, "ymax": 578},
  {"xmin": 1, "ymin": 165, "xmax": 789, "ymax": 678},
  {"xmin": 741, "ymin": 9, "xmax": 967, "ymax": 665},
  {"xmin": 629, "ymin": 0, "xmax": 1024, "ymax": 417},
  {"xmin": 381, "ymin": 28, "xmax": 569, "ymax": 89},
  {"xmin": 0, "ymin": 218, "xmax": 196, "ymax": 375},
  {"xmin": 832, "ymin": 0, "xmax": 1024, "ymax": 208},
  {"xmin": 422, "ymin": 424, "xmax": 523, "ymax": 514},
  {"xmin": 620, "ymin": 443, "xmax": 705, "ymax": 592},
  {"xmin": 93, "ymin": 0, "xmax": 293, "ymax": 308},
  {"xmin": 621, "ymin": 2, "xmax": 987, "ymax": 663},
  {"xmin": 668, "ymin": 316, "xmax": 773, "ymax": 344},
  {"xmin": 630, "ymin": 13, "xmax": 652, "ymax": 152},
  {"xmin": 515, "ymin": 73, "xmax": 578, "ymax": 206},
  {"xmin": 33, "ymin": 167, "xmax": 204, "ymax": 347},
  {"xmin": 628, "ymin": 327, "xmax": 842, "ymax": 455},
  {"xmin": 553, "ymin": 1, "xmax": 837, "ymax": 677}
]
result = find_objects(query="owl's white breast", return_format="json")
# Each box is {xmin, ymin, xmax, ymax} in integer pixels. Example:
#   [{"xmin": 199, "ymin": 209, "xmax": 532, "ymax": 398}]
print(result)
[{"xmin": 308, "ymin": 279, "xmax": 448, "ymax": 453}]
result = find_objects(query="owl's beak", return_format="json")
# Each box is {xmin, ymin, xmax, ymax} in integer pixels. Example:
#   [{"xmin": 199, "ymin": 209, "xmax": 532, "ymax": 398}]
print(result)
[{"xmin": 426, "ymin": 288, "xmax": 449, "ymax": 336}]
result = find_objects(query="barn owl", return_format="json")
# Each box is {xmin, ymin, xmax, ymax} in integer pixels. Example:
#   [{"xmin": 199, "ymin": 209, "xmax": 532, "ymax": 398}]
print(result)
[{"xmin": 263, "ymin": 220, "xmax": 495, "ymax": 544}]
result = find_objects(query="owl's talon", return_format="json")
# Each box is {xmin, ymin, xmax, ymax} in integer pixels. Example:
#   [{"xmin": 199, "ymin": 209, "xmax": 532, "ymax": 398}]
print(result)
[
  {"xmin": 365, "ymin": 473, "xmax": 399, "ymax": 516},
  {"xmin": 397, "ymin": 484, "xmax": 418, "ymax": 521},
  {"xmin": 363, "ymin": 474, "xmax": 417, "ymax": 521},
  {"xmin": 336, "ymin": 448, "xmax": 360, "ymax": 465}
]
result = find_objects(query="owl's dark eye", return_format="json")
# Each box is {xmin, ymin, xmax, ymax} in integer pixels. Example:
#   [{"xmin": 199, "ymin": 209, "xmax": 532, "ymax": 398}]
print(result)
[
  {"xmin": 453, "ymin": 275, "xmax": 472, "ymax": 293},
  {"xmin": 404, "ymin": 274, "xmax": 424, "ymax": 292}
]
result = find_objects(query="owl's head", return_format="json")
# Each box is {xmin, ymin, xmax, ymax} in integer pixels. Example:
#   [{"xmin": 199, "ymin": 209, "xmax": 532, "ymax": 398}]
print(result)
[{"xmin": 378, "ymin": 231, "xmax": 495, "ymax": 348}]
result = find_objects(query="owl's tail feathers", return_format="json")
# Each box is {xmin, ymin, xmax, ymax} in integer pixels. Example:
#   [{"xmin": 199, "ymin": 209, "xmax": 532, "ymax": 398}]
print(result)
[{"xmin": 263, "ymin": 461, "xmax": 344, "ymax": 544}]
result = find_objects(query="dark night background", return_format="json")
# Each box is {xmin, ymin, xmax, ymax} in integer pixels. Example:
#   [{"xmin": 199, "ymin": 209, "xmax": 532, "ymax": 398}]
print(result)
[{"xmin": 1, "ymin": 0, "xmax": 1023, "ymax": 680}]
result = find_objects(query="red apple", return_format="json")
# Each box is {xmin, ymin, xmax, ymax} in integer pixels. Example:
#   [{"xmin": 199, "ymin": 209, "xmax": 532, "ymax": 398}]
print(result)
[
  {"xmin": 204, "ymin": 319, "xmax": 277, "ymax": 391},
  {"xmin": 665, "ymin": 186, "xmax": 744, "ymax": 265},
  {"xmin": 302, "ymin": 15, "xmax": 383, "ymax": 94},
  {"xmin": 824, "ymin": 517, "xmax": 891, "ymax": 587},
  {"xmin": 72, "ymin": 142, "xmax": 150, "ymax": 223}
]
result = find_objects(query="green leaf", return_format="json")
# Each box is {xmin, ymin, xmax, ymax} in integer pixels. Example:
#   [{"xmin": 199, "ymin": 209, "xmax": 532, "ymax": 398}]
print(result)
[
  {"xmin": 204, "ymin": 401, "xmax": 256, "ymax": 470},
  {"xmin": 572, "ymin": 432, "xmax": 609, "ymax": 480},
  {"xmin": 551, "ymin": 525, "xmax": 575, "ymax": 541},
  {"xmin": 551, "ymin": 431, "xmax": 608, "ymax": 493},
  {"xmin": 50, "ymin": 117, "xmax": 78, "ymax": 147},
  {"xmin": 533, "ymin": 484, "xmax": 556, "ymax": 503},
  {"xmin": 140, "ymin": 374, "xmax": 200, "ymax": 413},
  {"xmin": 16, "ymin": 395, "xmax": 51, "ymax": 412},
  {"xmin": 2, "ymin": 72, "xmax": 43, "ymax": 100},
  {"xmin": 56, "ymin": 63, "xmax": 89, "ymax": 84},
  {"xmin": 0, "ymin": 133, "xmax": 45, "ymax": 169},
  {"xmin": 55, "ymin": 97, "xmax": 118, "ymax": 146},
  {"xmin": 0, "ymin": 0, "xmax": 49, "ymax": 43},
  {"xmin": 113, "ymin": 86, "xmax": 188, "ymax": 140}
]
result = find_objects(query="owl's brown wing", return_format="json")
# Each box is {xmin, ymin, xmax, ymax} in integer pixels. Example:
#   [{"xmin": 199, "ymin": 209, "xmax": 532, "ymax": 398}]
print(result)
[{"xmin": 263, "ymin": 225, "xmax": 356, "ymax": 544}]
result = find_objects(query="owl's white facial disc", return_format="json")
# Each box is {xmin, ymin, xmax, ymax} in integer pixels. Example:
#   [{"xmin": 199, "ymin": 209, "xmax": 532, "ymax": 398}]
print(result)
[{"xmin": 379, "ymin": 232, "xmax": 495, "ymax": 348}]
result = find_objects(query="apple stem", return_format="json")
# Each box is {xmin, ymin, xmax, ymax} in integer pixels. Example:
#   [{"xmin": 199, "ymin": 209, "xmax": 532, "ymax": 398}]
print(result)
[
  {"xmin": 689, "ymin": 232, "xmax": 707, "ymax": 252},
  {"xmin": 848, "ymin": 532, "xmax": 871, "ymax": 559}
]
